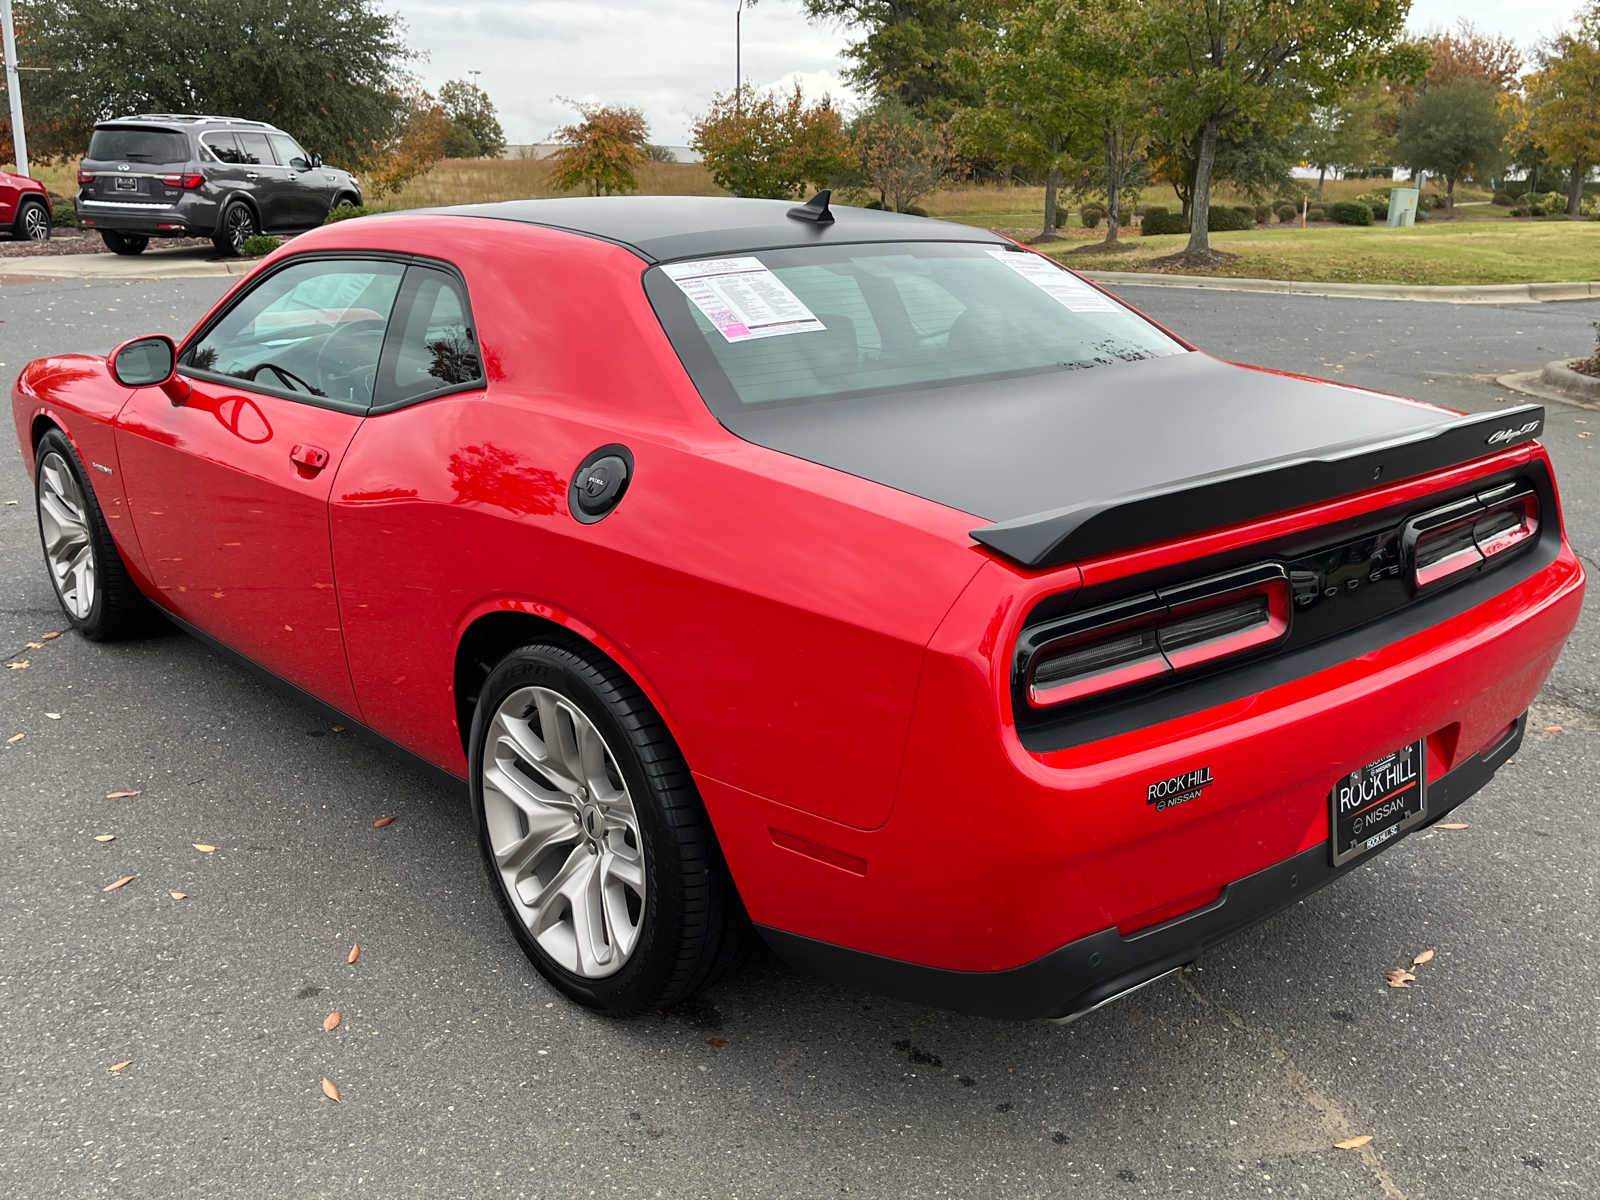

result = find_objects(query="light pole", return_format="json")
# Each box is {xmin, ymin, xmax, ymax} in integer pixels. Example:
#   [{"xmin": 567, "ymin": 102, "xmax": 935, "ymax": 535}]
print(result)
[
  {"xmin": 468, "ymin": 69, "xmax": 481, "ymax": 92},
  {"xmin": 735, "ymin": 0, "xmax": 757, "ymax": 117},
  {"xmin": 0, "ymin": 0, "xmax": 28, "ymax": 178}
]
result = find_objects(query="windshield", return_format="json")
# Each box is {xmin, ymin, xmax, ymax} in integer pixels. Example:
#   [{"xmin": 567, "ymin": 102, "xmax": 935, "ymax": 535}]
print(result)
[
  {"xmin": 88, "ymin": 127, "xmax": 190, "ymax": 164},
  {"xmin": 645, "ymin": 241, "xmax": 1186, "ymax": 414}
]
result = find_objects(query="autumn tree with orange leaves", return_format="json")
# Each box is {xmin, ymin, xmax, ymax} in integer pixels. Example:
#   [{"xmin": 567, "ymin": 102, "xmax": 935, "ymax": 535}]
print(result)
[{"xmin": 549, "ymin": 101, "xmax": 651, "ymax": 196}]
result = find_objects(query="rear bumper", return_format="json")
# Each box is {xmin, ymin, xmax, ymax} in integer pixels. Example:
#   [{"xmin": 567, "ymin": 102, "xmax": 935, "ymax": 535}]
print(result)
[
  {"xmin": 761, "ymin": 712, "xmax": 1525, "ymax": 1021},
  {"xmin": 74, "ymin": 193, "xmax": 218, "ymax": 236}
]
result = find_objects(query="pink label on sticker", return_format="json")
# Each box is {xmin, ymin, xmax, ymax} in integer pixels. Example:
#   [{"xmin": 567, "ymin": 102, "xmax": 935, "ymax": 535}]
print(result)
[{"xmin": 719, "ymin": 323, "xmax": 751, "ymax": 338}]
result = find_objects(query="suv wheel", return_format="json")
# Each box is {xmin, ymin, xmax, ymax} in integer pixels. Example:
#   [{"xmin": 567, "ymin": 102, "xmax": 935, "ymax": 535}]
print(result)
[
  {"xmin": 100, "ymin": 230, "xmax": 148, "ymax": 256},
  {"xmin": 14, "ymin": 198, "xmax": 50, "ymax": 241},
  {"xmin": 213, "ymin": 201, "xmax": 257, "ymax": 257}
]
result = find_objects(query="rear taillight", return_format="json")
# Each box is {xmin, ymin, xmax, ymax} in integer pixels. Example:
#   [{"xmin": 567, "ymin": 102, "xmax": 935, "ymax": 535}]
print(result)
[
  {"xmin": 77, "ymin": 169, "xmax": 94, "ymax": 184},
  {"xmin": 1022, "ymin": 566, "xmax": 1290, "ymax": 708},
  {"xmin": 1404, "ymin": 483, "xmax": 1539, "ymax": 592},
  {"xmin": 159, "ymin": 173, "xmax": 205, "ymax": 189}
]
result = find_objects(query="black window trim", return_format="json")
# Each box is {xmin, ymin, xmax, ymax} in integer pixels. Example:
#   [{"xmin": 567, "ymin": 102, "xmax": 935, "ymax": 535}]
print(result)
[
  {"xmin": 176, "ymin": 249, "xmax": 486, "ymax": 416},
  {"xmin": 369, "ymin": 262, "xmax": 488, "ymax": 415}
]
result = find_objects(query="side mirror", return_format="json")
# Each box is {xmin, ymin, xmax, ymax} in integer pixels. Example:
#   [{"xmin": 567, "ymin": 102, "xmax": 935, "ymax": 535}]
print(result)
[
  {"xmin": 109, "ymin": 334, "xmax": 189, "ymax": 403},
  {"xmin": 309, "ymin": 152, "xmax": 322, "ymax": 169},
  {"xmin": 110, "ymin": 335, "xmax": 176, "ymax": 387}
]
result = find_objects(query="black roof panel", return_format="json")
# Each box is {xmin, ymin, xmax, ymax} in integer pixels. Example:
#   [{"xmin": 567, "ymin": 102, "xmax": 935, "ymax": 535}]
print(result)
[{"xmin": 410, "ymin": 196, "xmax": 1008, "ymax": 262}]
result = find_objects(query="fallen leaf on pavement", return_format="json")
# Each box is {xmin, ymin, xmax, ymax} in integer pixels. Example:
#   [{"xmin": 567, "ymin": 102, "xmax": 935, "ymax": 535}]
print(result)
[
  {"xmin": 192, "ymin": 844, "xmax": 216, "ymax": 853},
  {"xmin": 1438, "ymin": 823, "xmax": 1470, "ymax": 830},
  {"xmin": 373, "ymin": 816, "xmax": 396, "ymax": 828},
  {"xmin": 6, "ymin": 734, "xmax": 22, "ymax": 744},
  {"xmin": 102, "ymin": 875, "xmax": 135, "ymax": 892},
  {"xmin": 26, "ymin": 642, "xmax": 43, "ymax": 649},
  {"xmin": 705, "ymin": 1038, "xmax": 727, "ymax": 1047},
  {"xmin": 169, "ymin": 892, "xmax": 187, "ymax": 900},
  {"xmin": 7, "ymin": 661, "xmax": 29, "ymax": 669},
  {"xmin": 1413, "ymin": 949, "xmax": 1435, "ymax": 966},
  {"xmin": 1386, "ymin": 969, "xmax": 1415, "ymax": 988},
  {"xmin": 1334, "ymin": 1135, "xmax": 1373, "ymax": 1150},
  {"xmin": 42, "ymin": 631, "xmax": 60, "ymax": 639},
  {"xmin": 1543, "ymin": 725, "xmax": 1563, "ymax": 732},
  {"xmin": 324, "ymin": 1011, "xmax": 341, "ymax": 1032},
  {"xmin": 45, "ymin": 713, "xmax": 60, "ymax": 720},
  {"xmin": 332, "ymin": 725, "xmax": 345, "ymax": 732},
  {"xmin": 93, "ymin": 834, "xmax": 115, "ymax": 842},
  {"xmin": 105, "ymin": 791, "xmax": 141, "ymax": 798},
  {"xmin": 348, "ymin": 943, "xmax": 360, "ymax": 964},
  {"xmin": 322, "ymin": 1077, "xmax": 341, "ymax": 1103},
  {"xmin": 3, "ymin": 499, "xmax": 16, "ymax": 505},
  {"xmin": 109, "ymin": 1061, "xmax": 133, "ymax": 1073}
]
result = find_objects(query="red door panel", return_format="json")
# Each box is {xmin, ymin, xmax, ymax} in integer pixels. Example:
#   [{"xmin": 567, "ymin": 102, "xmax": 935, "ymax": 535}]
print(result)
[{"xmin": 114, "ymin": 377, "xmax": 362, "ymax": 714}]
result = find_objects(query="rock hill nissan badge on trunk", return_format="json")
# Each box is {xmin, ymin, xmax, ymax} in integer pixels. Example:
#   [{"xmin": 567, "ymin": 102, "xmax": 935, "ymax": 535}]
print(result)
[{"xmin": 13, "ymin": 194, "xmax": 1582, "ymax": 1022}]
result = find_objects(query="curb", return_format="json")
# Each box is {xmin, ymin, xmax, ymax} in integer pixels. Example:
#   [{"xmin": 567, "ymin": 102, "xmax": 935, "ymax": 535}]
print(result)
[
  {"xmin": 0, "ymin": 249, "xmax": 253, "ymax": 282},
  {"xmin": 1540, "ymin": 358, "xmax": 1600, "ymax": 400},
  {"xmin": 1497, "ymin": 368, "xmax": 1600, "ymax": 411},
  {"xmin": 1079, "ymin": 271, "xmax": 1600, "ymax": 305}
]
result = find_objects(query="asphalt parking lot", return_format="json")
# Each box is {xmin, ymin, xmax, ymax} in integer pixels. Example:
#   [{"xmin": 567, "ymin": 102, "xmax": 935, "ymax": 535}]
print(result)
[{"xmin": 2, "ymin": 275, "xmax": 1597, "ymax": 1199}]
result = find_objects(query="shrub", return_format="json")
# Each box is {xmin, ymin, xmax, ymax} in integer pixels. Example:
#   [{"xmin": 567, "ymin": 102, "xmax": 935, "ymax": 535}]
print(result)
[
  {"xmin": 1253, "ymin": 204, "xmax": 1272, "ymax": 224},
  {"xmin": 240, "ymin": 234, "xmax": 281, "ymax": 257},
  {"xmin": 1274, "ymin": 203, "xmax": 1298, "ymax": 223},
  {"xmin": 48, "ymin": 193, "xmax": 76, "ymax": 227},
  {"xmin": 324, "ymin": 204, "xmax": 372, "ymax": 224},
  {"xmin": 1208, "ymin": 205, "xmax": 1252, "ymax": 232},
  {"xmin": 1417, "ymin": 192, "xmax": 1444, "ymax": 211},
  {"xmin": 1355, "ymin": 188, "xmax": 1393, "ymax": 205},
  {"xmin": 1329, "ymin": 201, "xmax": 1373, "ymax": 226},
  {"xmin": 1306, "ymin": 206, "xmax": 1327, "ymax": 223},
  {"xmin": 1492, "ymin": 192, "xmax": 1514, "ymax": 206},
  {"xmin": 904, "ymin": 204, "xmax": 929, "ymax": 217},
  {"xmin": 1141, "ymin": 208, "xmax": 1187, "ymax": 235},
  {"xmin": 1079, "ymin": 203, "xmax": 1104, "ymax": 228}
]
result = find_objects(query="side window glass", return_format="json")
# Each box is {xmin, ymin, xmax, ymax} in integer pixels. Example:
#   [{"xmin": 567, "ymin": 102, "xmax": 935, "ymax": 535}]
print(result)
[
  {"xmin": 204, "ymin": 133, "xmax": 244, "ymax": 164},
  {"xmin": 268, "ymin": 134, "xmax": 311, "ymax": 171},
  {"xmin": 183, "ymin": 259, "xmax": 405, "ymax": 409},
  {"xmin": 236, "ymin": 132, "xmax": 273, "ymax": 166},
  {"xmin": 378, "ymin": 267, "xmax": 483, "ymax": 406}
]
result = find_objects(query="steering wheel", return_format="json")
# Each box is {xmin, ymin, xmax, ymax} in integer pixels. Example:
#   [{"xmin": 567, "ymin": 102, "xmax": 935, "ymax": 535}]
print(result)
[
  {"xmin": 245, "ymin": 361, "xmax": 324, "ymax": 395},
  {"xmin": 314, "ymin": 318, "xmax": 388, "ymax": 403}
]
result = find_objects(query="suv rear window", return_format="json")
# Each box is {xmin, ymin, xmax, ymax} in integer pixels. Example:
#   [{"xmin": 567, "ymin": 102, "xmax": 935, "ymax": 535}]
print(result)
[
  {"xmin": 645, "ymin": 241, "xmax": 1185, "ymax": 413},
  {"xmin": 87, "ymin": 127, "xmax": 190, "ymax": 164}
]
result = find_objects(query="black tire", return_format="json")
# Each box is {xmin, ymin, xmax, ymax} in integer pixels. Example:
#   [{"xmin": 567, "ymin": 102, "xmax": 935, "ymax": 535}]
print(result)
[
  {"xmin": 100, "ymin": 230, "xmax": 148, "ymax": 256},
  {"xmin": 469, "ymin": 636, "xmax": 752, "ymax": 1015},
  {"xmin": 330, "ymin": 193, "xmax": 359, "ymax": 214},
  {"xmin": 33, "ymin": 429, "xmax": 151, "ymax": 641},
  {"xmin": 212, "ymin": 201, "xmax": 256, "ymax": 257},
  {"xmin": 13, "ymin": 198, "xmax": 50, "ymax": 241}
]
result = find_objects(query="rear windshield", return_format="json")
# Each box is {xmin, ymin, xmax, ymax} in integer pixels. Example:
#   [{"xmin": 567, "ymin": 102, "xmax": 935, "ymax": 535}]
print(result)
[
  {"xmin": 645, "ymin": 241, "xmax": 1186, "ymax": 414},
  {"xmin": 87, "ymin": 127, "xmax": 190, "ymax": 164}
]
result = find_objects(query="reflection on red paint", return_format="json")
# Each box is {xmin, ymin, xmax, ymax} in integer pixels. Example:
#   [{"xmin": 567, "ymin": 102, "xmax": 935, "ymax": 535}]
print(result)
[{"xmin": 448, "ymin": 443, "xmax": 561, "ymax": 515}]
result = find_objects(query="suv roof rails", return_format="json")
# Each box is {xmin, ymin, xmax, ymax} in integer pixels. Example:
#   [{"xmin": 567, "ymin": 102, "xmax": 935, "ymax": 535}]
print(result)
[{"xmin": 106, "ymin": 113, "xmax": 278, "ymax": 129}]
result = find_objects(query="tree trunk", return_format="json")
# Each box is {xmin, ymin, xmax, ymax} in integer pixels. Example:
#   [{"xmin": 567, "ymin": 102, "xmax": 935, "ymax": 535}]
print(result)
[
  {"xmin": 1445, "ymin": 173, "xmax": 1455, "ymax": 214},
  {"xmin": 1570, "ymin": 163, "xmax": 1585, "ymax": 217},
  {"xmin": 1186, "ymin": 118, "xmax": 1219, "ymax": 255},
  {"xmin": 1104, "ymin": 125, "xmax": 1120, "ymax": 244},
  {"xmin": 1317, "ymin": 165, "xmax": 1327, "ymax": 199},
  {"xmin": 1041, "ymin": 133, "xmax": 1060, "ymax": 239}
]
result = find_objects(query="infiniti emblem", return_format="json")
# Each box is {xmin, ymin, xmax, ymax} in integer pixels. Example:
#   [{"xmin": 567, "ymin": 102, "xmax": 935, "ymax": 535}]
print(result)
[
  {"xmin": 116, "ymin": 163, "xmax": 131, "ymax": 171},
  {"xmin": 581, "ymin": 804, "xmax": 605, "ymax": 842}
]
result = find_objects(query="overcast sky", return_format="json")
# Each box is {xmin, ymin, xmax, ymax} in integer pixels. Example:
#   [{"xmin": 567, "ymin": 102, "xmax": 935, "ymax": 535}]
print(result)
[{"xmin": 390, "ymin": 0, "xmax": 1589, "ymax": 148}]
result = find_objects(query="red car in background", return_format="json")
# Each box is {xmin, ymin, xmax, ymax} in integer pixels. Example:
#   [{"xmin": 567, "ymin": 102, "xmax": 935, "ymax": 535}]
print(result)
[
  {"xmin": 1, "ymin": 168, "xmax": 52, "ymax": 241},
  {"xmin": 12, "ymin": 195, "xmax": 1582, "ymax": 1021}
]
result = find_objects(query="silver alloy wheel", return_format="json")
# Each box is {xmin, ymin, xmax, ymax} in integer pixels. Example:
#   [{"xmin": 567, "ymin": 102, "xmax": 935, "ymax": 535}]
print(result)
[
  {"xmin": 20, "ymin": 202, "xmax": 49, "ymax": 240},
  {"xmin": 225, "ymin": 204, "xmax": 254, "ymax": 252},
  {"xmin": 482, "ymin": 686, "xmax": 646, "ymax": 978},
  {"xmin": 37, "ymin": 451, "xmax": 96, "ymax": 620}
]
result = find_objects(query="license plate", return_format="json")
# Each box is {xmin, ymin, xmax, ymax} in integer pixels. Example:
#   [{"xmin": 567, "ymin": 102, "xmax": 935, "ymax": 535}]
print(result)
[
  {"xmin": 115, "ymin": 177, "xmax": 138, "ymax": 191},
  {"xmin": 1330, "ymin": 740, "xmax": 1426, "ymax": 866}
]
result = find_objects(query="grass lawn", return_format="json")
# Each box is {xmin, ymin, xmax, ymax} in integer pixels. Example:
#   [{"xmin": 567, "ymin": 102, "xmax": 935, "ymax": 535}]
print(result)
[{"xmin": 1032, "ymin": 221, "xmax": 1600, "ymax": 286}]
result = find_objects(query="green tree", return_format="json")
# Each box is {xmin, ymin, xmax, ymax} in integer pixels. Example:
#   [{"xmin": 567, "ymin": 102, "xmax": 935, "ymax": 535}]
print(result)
[
  {"xmin": 548, "ymin": 101, "xmax": 650, "ymax": 196},
  {"xmin": 692, "ymin": 85, "xmax": 851, "ymax": 198},
  {"xmin": 800, "ymin": 1, "xmax": 998, "ymax": 120},
  {"xmin": 951, "ymin": 1, "xmax": 1085, "ymax": 238},
  {"xmin": 1527, "ymin": 28, "xmax": 1600, "ymax": 217},
  {"xmin": 442, "ymin": 123, "xmax": 482, "ymax": 159},
  {"xmin": 1147, "ymin": 0, "xmax": 1410, "ymax": 258},
  {"xmin": 1394, "ymin": 78, "xmax": 1509, "ymax": 212},
  {"xmin": 10, "ymin": 0, "xmax": 410, "ymax": 168},
  {"xmin": 1297, "ymin": 81, "xmax": 1397, "ymax": 197},
  {"xmin": 439, "ymin": 78, "xmax": 507, "ymax": 159}
]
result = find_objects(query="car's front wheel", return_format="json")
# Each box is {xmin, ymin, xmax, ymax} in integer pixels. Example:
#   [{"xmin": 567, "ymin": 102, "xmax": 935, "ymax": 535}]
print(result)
[
  {"xmin": 470, "ymin": 637, "xmax": 752, "ymax": 1015},
  {"xmin": 212, "ymin": 201, "xmax": 257, "ymax": 257},
  {"xmin": 34, "ymin": 430, "xmax": 150, "ymax": 640},
  {"xmin": 100, "ymin": 230, "xmax": 148, "ymax": 255},
  {"xmin": 14, "ymin": 198, "xmax": 50, "ymax": 241}
]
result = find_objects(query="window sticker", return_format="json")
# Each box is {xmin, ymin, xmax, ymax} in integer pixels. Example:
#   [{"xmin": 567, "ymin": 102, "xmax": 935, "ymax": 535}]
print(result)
[
  {"xmin": 662, "ymin": 257, "xmax": 828, "ymax": 342},
  {"xmin": 986, "ymin": 248, "xmax": 1120, "ymax": 313}
]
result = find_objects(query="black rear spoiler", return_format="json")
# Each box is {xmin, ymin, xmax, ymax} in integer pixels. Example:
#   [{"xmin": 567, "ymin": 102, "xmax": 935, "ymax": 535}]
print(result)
[{"xmin": 969, "ymin": 404, "xmax": 1545, "ymax": 568}]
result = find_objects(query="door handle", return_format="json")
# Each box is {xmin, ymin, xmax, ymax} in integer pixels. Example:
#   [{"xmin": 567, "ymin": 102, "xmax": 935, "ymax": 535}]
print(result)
[
  {"xmin": 246, "ymin": 172, "xmax": 258, "ymax": 180},
  {"xmin": 286, "ymin": 172, "xmax": 298, "ymax": 181},
  {"xmin": 290, "ymin": 443, "xmax": 329, "ymax": 472}
]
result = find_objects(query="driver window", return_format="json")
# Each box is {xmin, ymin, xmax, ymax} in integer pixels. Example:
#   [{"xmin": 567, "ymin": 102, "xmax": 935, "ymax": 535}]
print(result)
[
  {"xmin": 267, "ymin": 133, "xmax": 311, "ymax": 171},
  {"xmin": 183, "ymin": 259, "xmax": 405, "ymax": 410}
]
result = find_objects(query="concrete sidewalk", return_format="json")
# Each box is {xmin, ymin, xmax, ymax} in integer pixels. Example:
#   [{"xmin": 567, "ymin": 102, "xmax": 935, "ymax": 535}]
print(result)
[
  {"xmin": 1078, "ymin": 269, "xmax": 1600, "ymax": 304},
  {"xmin": 0, "ymin": 246, "xmax": 250, "ymax": 281}
]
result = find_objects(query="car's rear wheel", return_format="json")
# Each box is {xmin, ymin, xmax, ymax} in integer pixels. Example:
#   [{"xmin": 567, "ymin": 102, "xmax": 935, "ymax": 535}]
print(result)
[
  {"xmin": 34, "ymin": 431, "xmax": 150, "ymax": 641},
  {"xmin": 100, "ymin": 230, "xmax": 147, "ymax": 256},
  {"xmin": 470, "ymin": 637, "xmax": 753, "ymax": 1015},
  {"xmin": 14, "ymin": 198, "xmax": 50, "ymax": 241},
  {"xmin": 212, "ymin": 201, "xmax": 256, "ymax": 257}
]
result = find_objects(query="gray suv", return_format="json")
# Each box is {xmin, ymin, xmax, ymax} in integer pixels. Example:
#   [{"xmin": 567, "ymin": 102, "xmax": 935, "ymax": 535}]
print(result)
[{"xmin": 76, "ymin": 114, "xmax": 363, "ymax": 257}]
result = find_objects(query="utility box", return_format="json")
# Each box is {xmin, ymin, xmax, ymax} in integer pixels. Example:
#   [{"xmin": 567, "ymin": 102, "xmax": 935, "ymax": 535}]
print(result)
[{"xmin": 1387, "ymin": 188, "xmax": 1419, "ymax": 227}]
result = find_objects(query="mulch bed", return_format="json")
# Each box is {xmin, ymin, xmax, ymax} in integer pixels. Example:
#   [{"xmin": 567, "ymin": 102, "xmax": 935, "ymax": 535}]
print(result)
[{"xmin": 0, "ymin": 230, "xmax": 216, "ymax": 258}]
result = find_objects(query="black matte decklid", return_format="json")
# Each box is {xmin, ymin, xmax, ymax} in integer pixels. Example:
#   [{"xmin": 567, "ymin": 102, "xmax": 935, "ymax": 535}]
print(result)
[{"xmin": 718, "ymin": 353, "xmax": 1545, "ymax": 566}]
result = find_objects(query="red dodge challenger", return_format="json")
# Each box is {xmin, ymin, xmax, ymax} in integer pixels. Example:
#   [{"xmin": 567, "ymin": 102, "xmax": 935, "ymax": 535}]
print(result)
[{"xmin": 13, "ymin": 195, "xmax": 1582, "ymax": 1021}]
